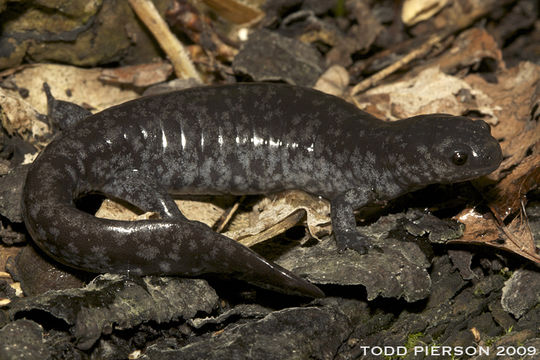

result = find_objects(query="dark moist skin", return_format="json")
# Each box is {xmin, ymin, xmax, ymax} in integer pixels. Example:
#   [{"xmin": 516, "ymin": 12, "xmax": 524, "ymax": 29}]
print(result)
[{"xmin": 23, "ymin": 83, "xmax": 503, "ymax": 298}]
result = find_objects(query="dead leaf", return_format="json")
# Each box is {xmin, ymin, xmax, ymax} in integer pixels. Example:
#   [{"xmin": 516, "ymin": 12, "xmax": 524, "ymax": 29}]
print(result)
[
  {"xmin": 452, "ymin": 207, "xmax": 540, "ymax": 264},
  {"xmin": 465, "ymin": 62, "xmax": 540, "ymax": 179},
  {"xmin": 226, "ymin": 190, "xmax": 332, "ymax": 247},
  {"xmin": 175, "ymin": 198, "xmax": 226, "ymax": 227},
  {"xmin": 407, "ymin": 0, "xmax": 516, "ymax": 37},
  {"xmin": 0, "ymin": 88, "xmax": 50, "ymax": 142},
  {"xmin": 165, "ymin": 1, "xmax": 238, "ymax": 64},
  {"xmin": 95, "ymin": 199, "xmax": 159, "ymax": 221},
  {"xmin": 314, "ymin": 65, "xmax": 349, "ymax": 97},
  {"xmin": 95, "ymin": 197, "xmax": 227, "ymax": 226},
  {"xmin": 201, "ymin": 0, "xmax": 264, "ymax": 25},
  {"xmin": 402, "ymin": 0, "xmax": 450, "ymax": 26},
  {"xmin": 234, "ymin": 211, "xmax": 306, "ymax": 248},
  {"xmin": 490, "ymin": 154, "xmax": 540, "ymax": 221},
  {"xmin": 419, "ymin": 28, "xmax": 504, "ymax": 75},
  {"xmin": 354, "ymin": 66, "xmax": 499, "ymax": 121},
  {"xmin": 1, "ymin": 64, "xmax": 140, "ymax": 114},
  {"xmin": 99, "ymin": 62, "xmax": 173, "ymax": 87}
]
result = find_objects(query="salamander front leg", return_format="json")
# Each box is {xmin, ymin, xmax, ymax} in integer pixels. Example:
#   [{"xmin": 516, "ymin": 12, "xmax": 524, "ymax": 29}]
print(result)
[{"xmin": 331, "ymin": 189, "xmax": 373, "ymax": 254}]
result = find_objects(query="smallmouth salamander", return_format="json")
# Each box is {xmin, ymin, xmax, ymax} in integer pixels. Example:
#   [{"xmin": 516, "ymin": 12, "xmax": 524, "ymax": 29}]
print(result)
[{"xmin": 23, "ymin": 83, "xmax": 503, "ymax": 297}]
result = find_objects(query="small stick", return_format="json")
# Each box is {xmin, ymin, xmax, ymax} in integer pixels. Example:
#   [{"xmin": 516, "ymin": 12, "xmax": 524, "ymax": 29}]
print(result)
[
  {"xmin": 128, "ymin": 0, "xmax": 202, "ymax": 82},
  {"xmin": 350, "ymin": 0, "xmax": 516, "ymax": 96},
  {"xmin": 351, "ymin": 32, "xmax": 445, "ymax": 95},
  {"xmin": 214, "ymin": 196, "xmax": 246, "ymax": 233}
]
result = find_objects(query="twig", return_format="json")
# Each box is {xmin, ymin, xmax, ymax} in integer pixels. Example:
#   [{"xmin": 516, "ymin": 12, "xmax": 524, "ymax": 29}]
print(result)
[
  {"xmin": 350, "ymin": 32, "xmax": 446, "ymax": 95},
  {"xmin": 213, "ymin": 196, "xmax": 246, "ymax": 233},
  {"xmin": 350, "ymin": 0, "xmax": 517, "ymax": 95},
  {"xmin": 128, "ymin": 0, "xmax": 202, "ymax": 82}
]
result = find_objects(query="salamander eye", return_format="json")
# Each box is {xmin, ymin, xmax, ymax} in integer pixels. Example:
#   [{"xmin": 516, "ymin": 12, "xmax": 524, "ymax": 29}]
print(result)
[{"xmin": 452, "ymin": 151, "xmax": 468, "ymax": 166}]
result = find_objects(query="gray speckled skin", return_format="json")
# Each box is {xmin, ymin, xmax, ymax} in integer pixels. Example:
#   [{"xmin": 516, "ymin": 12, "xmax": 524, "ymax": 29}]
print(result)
[{"xmin": 22, "ymin": 83, "xmax": 502, "ymax": 297}]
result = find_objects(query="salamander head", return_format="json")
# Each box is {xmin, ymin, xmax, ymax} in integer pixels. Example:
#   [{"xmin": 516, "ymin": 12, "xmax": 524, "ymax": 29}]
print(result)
[{"xmin": 386, "ymin": 114, "xmax": 503, "ymax": 187}]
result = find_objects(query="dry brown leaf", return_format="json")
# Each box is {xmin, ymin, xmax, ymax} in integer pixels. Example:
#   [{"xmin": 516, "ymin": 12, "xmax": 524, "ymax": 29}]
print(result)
[
  {"xmin": 465, "ymin": 62, "xmax": 539, "ymax": 178},
  {"xmin": 175, "ymin": 198, "xmax": 226, "ymax": 227},
  {"xmin": 416, "ymin": 28, "xmax": 504, "ymax": 75},
  {"xmin": 201, "ymin": 0, "xmax": 264, "ymax": 25},
  {"xmin": 452, "ymin": 207, "xmax": 540, "ymax": 264},
  {"xmin": 1, "ymin": 64, "xmax": 139, "ymax": 114},
  {"xmin": 95, "ymin": 199, "xmax": 160, "ymax": 221},
  {"xmin": 226, "ymin": 190, "xmax": 331, "ymax": 246},
  {"xmin": 0, "ymin": 88, "xmax": 49, "ymax": 141},
  {"xmin": 490, "ymin": 154, "xmax": 540, "ymax": 221},
  {"xmin": 408, "ymin": 0, "xmax": 516, "ymax": 36},
  {"xmin": 461, "ymin": 63, "xmax": 539, "ymax": 258},
  {"xmin": 165, "ymin": 1, "xmax": 239, "ymax": 63},
  {"xmin": 99, "ymin": 62, "xmax": 173, "ymax": 87},
  {"xmin": 314, "ymin": 65, "xmax": 349, "ymax": 97},
  {"xmin": 402, "ymin": 0, "xmax": 450, "ymax": 26},
  {"xmin": 234, "ymin": 211, "xmax": 306, "ymax": 248},
  {"xmin": 452, "ymin": 63, "xmax": 539, "ymax": 262},
  {"xmin": 354, "ymin": 66, "xmax": 499, "ymax": 121}
]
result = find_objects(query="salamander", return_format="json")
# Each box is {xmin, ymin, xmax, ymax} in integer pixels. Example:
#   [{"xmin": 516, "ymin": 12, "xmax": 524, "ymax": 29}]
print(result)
[{"xmin": 22, "ymin": 83, "xmax": 503, "ymax": 297}]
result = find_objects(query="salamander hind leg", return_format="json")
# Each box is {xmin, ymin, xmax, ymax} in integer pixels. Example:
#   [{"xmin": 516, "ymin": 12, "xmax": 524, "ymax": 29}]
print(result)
[{"xmin": 100, "ymin": 172, "xmax": 185, "ymax": 220}]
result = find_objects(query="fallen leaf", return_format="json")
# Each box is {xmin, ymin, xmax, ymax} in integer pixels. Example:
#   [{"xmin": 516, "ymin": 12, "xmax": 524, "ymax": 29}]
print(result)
[
  {"xmin": 465, "ymin": 61, "xmax": 539, "ymax": 178},
  {"xmin": 354, "ymin": 66, "xmax": 499, "ymax": 121},
  {"xmin": 201, "ymin": 0, "xmax": 263, "ymax": 24},
  {"xmin": 490, "ymin": 154, "xmax": 540, "ymax": 221},
  {"xmin": 95, "ymin": 199, "xmax": 159, "ymax": 221},
  {"xmin": 402, "ymin": 0, "xmax": 449, "ymax": 26},
  {"xmin": 165, "ymin": 1, "xmax": 238, "ymax": 64},
  {"xmin": 417, "ymin": 28, "xmax": 504, "ymax": 75},
  {"xmin": 0, "ymin": 88, "xmax": 49, "ymax": 142},
  {"xmin": 226, "ymin": 190, "xmax": 332, "ymax": 247},
  {"xmin": 99, "ymin": 62, "xmax": 173, "ymax": 87},
  {"xmin": 314, "ymin": 65, "xmax": 349, "ymax": 97},
  {"xmin": 234, "ymin": 211, "xmax": 306, "ymax": 248},
  {"xmin": 452, "ymin": 207, "xmax": 540, "ymax": 264},
  {"xmin": 1, "ymin": 64, "xmax": 139, "ymax": 114}
]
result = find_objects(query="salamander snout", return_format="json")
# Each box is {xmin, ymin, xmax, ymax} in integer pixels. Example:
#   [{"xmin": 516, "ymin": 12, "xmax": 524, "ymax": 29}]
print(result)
[
  {"xmin": 471, "ymin": 119, "xmax": 503, "ymax": 173},
  {"xmin": 482, "ymin": 136, "xmax": 503, "ymax": 171},
  {"xmin": 475, "ymin": 119, "xmax": 492, "ymax": 134},
  {"xmin": 453, "ymin": 122, "xmax": 502, "ymax": 178}
]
